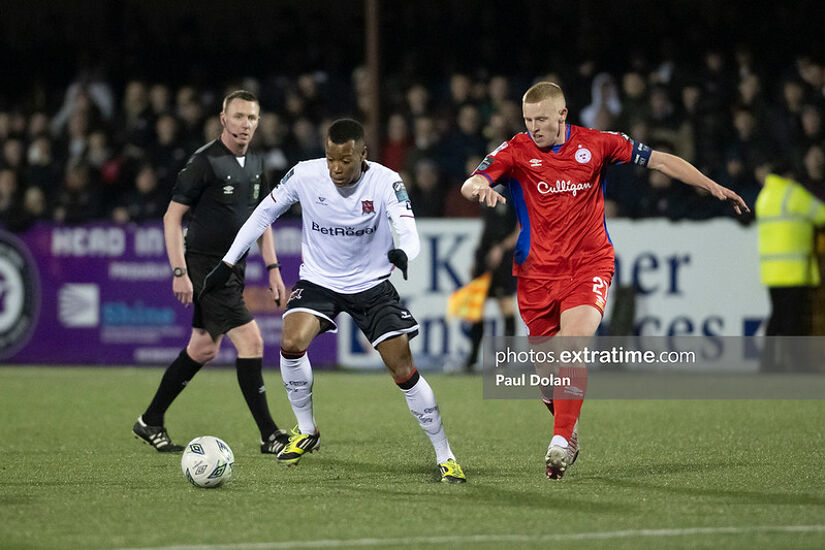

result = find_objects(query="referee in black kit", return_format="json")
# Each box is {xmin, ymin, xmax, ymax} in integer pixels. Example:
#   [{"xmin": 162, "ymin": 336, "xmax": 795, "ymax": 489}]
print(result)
[{"xmin": 133, "ymin": 90, "xmax": 290, "ymax": 454}]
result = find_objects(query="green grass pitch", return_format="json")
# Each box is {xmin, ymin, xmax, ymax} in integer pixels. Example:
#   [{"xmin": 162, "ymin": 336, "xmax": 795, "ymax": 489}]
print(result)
[{"xmin": 2, "ymin": 366, "xmax": 824, "ymax": 549}]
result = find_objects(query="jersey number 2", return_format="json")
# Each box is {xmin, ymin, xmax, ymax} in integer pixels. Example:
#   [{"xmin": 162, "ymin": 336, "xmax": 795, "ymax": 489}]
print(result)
[{"xmin": 592, "ymin": 276, "xmax": 607, "ymax": 298}]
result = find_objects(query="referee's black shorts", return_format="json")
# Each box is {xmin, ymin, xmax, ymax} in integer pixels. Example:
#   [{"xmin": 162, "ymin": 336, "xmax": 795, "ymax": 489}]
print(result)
[
  {"xmin": 472, "ymin": 247, "xmax": 516, "ymax": 299},
  {"xmin": 284, "ymin": 279, "xmax": 418, "ymax": 348},
  {"xmin": 186, "ymin": 252, "xmax": 253, "ymax": 340}
]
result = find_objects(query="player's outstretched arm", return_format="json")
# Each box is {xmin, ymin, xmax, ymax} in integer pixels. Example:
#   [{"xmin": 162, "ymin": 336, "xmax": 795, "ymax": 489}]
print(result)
[
  {"xmin": 648, "ymin": 151, "xmax": 750, "ymax": 214},
  {"xmin": 461, "ymin": 174, "xmax": 506, "ymax": 207}
]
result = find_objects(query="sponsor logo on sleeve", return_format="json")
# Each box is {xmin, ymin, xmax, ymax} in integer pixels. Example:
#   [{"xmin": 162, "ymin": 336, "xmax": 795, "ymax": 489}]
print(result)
[
  {"xmin": 392, "ymin": 181, "xmax": 409, "ymax": 202},
  {"xmin": 279, "ymin": 167, "xmax": 295, "ymax": 186},
  {"xmin": 476, "ymin": 155, "xmax": 495, "ymax": 172}
]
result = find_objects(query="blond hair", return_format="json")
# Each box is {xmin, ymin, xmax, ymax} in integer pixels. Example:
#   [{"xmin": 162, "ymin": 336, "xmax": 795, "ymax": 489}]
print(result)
[{"xmin": 522, "ymin": 82, "xmax": 566, "ymax": 105}]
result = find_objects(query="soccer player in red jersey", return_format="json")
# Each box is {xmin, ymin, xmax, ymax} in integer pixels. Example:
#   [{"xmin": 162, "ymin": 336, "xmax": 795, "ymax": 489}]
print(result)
[{"xmin": 461, "ymin": 82, "xmax": 748, "ymax": 479}]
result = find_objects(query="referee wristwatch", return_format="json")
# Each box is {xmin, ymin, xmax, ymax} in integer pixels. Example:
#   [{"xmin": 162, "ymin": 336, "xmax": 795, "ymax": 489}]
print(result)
[{"xmin": 173, "ymin": 267, "xmax": 187, "ymax": 277}]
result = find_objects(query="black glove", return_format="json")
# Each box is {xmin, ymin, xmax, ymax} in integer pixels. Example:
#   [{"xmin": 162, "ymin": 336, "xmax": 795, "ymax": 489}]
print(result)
[
  {"xmin": 387, "ymin": 248, "xmax": 408, "ymax": 280},
  {"xmin": 199, "ymin": 262, "xmax": 232, "ymax": 300}
]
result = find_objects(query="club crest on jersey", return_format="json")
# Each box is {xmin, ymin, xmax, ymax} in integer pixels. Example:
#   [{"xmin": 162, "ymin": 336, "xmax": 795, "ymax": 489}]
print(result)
[
  {"xmin": 575, "ymin": 147, "xmax": 592, "ymax": 164},
  {"xmin": 529, "ymin": 158, "xmax": 542, "ymax": 168},
  {"xmin": 362, "ymin": 200, "xmax": 375, "ymax": 214}
]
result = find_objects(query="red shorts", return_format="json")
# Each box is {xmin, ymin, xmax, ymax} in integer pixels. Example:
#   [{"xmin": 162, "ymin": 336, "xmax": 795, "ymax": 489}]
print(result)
[{"xmin": 517, "ymin": 267, "xmax": 613, "ymax": 337}]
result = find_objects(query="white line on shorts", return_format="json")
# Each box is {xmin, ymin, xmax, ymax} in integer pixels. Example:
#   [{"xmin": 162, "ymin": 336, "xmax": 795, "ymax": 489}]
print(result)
[{"xmin": 119, "ymin": 524, "xmax": 825, "ymax": 550}]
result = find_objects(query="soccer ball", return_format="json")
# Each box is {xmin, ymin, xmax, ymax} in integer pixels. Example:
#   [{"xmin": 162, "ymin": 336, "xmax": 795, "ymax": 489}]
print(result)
[{"xmin": 181, "ymin": 436, "xmax": 234, "ymax": 488}]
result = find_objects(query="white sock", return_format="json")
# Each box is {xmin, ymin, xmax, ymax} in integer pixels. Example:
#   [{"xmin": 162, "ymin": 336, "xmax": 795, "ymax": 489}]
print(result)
[
  {"xmin": 280, "ymin": 352, "xmax": 316, "ymax": 434},
  {"xmin": 400, "ymin": 374, "xmax": 454, "ymax": 464},
  {"xmin": 550, "ymin": 435, "xmax": 568, "ymax": 448}
]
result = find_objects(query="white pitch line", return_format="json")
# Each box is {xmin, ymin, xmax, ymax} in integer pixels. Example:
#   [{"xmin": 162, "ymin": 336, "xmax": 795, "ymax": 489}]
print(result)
[{"xmin": 118, "ymin": 524, "xmax": 825, "ymax": 550}]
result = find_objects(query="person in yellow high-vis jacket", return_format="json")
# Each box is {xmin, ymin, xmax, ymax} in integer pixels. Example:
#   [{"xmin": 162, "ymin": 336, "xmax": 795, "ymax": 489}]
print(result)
[{"xmin": 756, "ymin": 172, "xmax": 825, "ymax": 336}]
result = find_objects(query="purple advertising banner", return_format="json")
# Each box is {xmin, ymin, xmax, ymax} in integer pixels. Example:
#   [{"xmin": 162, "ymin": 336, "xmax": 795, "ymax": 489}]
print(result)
[{"xmin": 0, "ymin": 222, "xmax": 337, "ymax": 366}]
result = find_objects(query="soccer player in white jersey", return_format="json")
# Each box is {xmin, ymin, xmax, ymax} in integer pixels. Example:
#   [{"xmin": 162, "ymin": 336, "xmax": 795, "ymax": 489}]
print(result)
[{"xmin": 200, "ymin": 119, "xmax": 466, "ymax": 483}]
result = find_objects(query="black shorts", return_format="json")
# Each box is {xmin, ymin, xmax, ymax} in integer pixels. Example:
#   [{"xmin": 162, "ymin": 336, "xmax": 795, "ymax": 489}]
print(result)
[
  {"xmin": 187, "ymin": 252, "xmax": 253, "ymax": 340},
  {"xmin": 284, "ymin": 279, "xmax": 419, "ymax": 348},
  {"xmin": 473, "ymin": 247, "xmax": 517, "ymax": 299}
]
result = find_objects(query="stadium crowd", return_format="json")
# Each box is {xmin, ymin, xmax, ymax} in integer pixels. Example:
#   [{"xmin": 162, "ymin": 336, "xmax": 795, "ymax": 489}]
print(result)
[{"xmin": 1, "ymin": 47, "xmax": 824, "ymax": 232}]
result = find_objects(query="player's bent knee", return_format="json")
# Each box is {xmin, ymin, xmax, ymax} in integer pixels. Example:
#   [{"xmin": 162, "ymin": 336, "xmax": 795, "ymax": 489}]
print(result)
[
  {"xmin": 280, "ymin": 333, "xmax": 309, "ymax": 356},
  {"xmin": 188, "ymin": 344, "xmax": 219, "ymax": 364},
  {"xmin": 242, "ymin": 334, "xmax": 264, "ymax": 357}
]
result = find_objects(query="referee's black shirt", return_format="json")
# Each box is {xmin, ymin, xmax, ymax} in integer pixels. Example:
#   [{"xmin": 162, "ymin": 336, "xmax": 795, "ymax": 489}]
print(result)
[{"xmin": 171, "ymin": 139, "xmax": 269, "ymax": 257}]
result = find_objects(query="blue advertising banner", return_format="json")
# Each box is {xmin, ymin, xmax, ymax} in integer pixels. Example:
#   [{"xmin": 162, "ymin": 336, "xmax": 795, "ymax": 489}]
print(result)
[{"xmin": 0, "ymin": 222, "xmax": 336, "ymax": 366}]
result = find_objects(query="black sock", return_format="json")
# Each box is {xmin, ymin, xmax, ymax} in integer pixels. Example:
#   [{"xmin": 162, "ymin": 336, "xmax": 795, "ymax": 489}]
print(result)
[
  {"xmin": 236, "ymin": 357, "xmax": 278, "ymax": 440},
  {"xmin": 466, "ymin": 321, "xmax": 484, "ymax": 367},
  {"xmin": 143, "ymin": 349, "xmax": 202, "ymax": 426},
  {"xmin": 504, "ymin": 315, "xmax": 516, "ymax": 337}
]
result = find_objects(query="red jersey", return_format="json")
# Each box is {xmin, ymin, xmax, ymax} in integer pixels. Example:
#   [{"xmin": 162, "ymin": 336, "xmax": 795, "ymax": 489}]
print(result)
[{"xmin": 474, "ymin": 124, "xmax": 650, "ymax": 280}]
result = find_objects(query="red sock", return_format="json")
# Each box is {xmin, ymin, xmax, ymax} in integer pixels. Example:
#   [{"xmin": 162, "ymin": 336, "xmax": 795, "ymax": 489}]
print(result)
[
  {"xmin": 552, "ymin": 365, "xmax": 587, "ymax": 440},
  {"xmin": 552, "ymin": 397, "xmax": 582, "ymax": 440}
]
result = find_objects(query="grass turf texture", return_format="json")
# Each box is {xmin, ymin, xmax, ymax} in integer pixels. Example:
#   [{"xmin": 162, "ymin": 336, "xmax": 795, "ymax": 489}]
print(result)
[{"xmin": 1, "ymin": 366, "xmax": 824, "ymax": 550}]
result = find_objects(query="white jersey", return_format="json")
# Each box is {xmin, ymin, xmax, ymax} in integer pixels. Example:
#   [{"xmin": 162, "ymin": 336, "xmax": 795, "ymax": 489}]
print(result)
[{"xmin": 224, "ymin": 158, "xmax": 419, "ymax": 293}]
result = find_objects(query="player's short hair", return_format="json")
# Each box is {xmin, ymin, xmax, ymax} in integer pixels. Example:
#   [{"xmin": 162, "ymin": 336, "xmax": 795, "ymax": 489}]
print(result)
[
  {"xmin": 222, "ymin": 90, "xmax": 258, "ymax": 112},
  {"xmin": 522, "ymin": 82, "xmax": 566, "ymax": 105},
  {"xmin": 328, "ymin": 118, "xmax": 365, "ymax": 144}
]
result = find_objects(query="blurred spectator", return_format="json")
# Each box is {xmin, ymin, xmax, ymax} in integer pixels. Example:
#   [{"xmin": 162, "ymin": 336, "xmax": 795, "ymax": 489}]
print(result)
[
  {"xmin": 26, "ymin": 136, "xmax": 60, "ymax": 193},
  {"xmin": 112, "ymin": 163, "xmax": 167, "ymax": 223},
  {"xmin": 405, "ymin": 83, "xmax": 431, "ymax": 119},
  {"xmin": 296, "ymin": 73, "xmax": 326, "ymax": 123},
  {"xmin": 202, "ymin": 116, "xmax": 221, "ymax": 144},
  {"xmin": 617, "ymin": 71, "xmax": 649, "ymax": 130},
  {"xmin": 0, "ymin": 169, "xmax": 25, "ymax": 229},
  {"xmin": 285, "ymin": 117, "xmax": 323, "ymax": 167},
  {"xmin": 648, "ymin": 86, "xmax": 679, "ymax": 145},
  {"xmin": 257, "ymin": 112, "xmax": 290, "ymax": 184},
  {"xmin": 27, "ymin": 113, "xmax": 50, "ymax": 139},
  {"xmin": 717, "ymin": 149, "xmax": 760, "ymax": 218},
  {"xmin": 150, "ymin": 114, "xmax": 188, "ymax": 188},
  {"xmin": 436, "ymin": 73, "xmax": 474, "ymax": 134},
  {"xmin": 53, "ymin": 162, "xmax": 102, "ymax": 224},
  {"xmin": 404, "ymin": 115, "xmax": 442, "ymax": 176},
  {"xmin": 380, "ymin": 113, "xmax": 413, "ymax": 172},
  {"xmin": 409, "ymin": 158, "xmax": 445, "ymax": 217},
  {"xmin": 440, "ymin": 104, "xmax": 486, "ymax": 181},
  {"xmin": 799, "ymin": 105, "xmax": 824, "ymax": 151},
  {"xmin": 176, "ymin": 86, "xmax": 205, "ymax": 152},
  {"xmin": 580, "ymin": 73, "xmax": 621, "ymax": 130},
  {"xmin": 802, "ymin": 145, "xmax": 825, "ymax": 201},
  {"xmin": 737, "ymin": 74, "xmax": 771, "ymax": 129},
  {"xmin": 119, "ymin": 80, "xmax": 153, "ymax": 149},
  {"xmin": 19, "ymin": 186, "xmax": 49, "ymax": 230},
  {"xmin": 479, "ymin": 75, "xmax": 511, "ymax": 124},
  {"xmin": 701, "ymin": 49, "xmax": 736, "ymax": 114},
  {"xmin": 2, "ymin": 138, "xmax": 25, "ymax": 177},
  {"xmin": 148, "ymin": 83, "xmax": 172, "ymax": 120},
  {"xmin": 795, "ymin": 55, "xmax": 825, "ymax": 105},
  {"xmin": 771, "ymin": 79, "xmax": 806, "ymax": 155},
  {"xmin": 728, "ymin": 107, "xmax": 770, "ymax": 175},
  {"xmin": 51, "ymin": 82, "xmax": 111, "ymax": 136}
]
